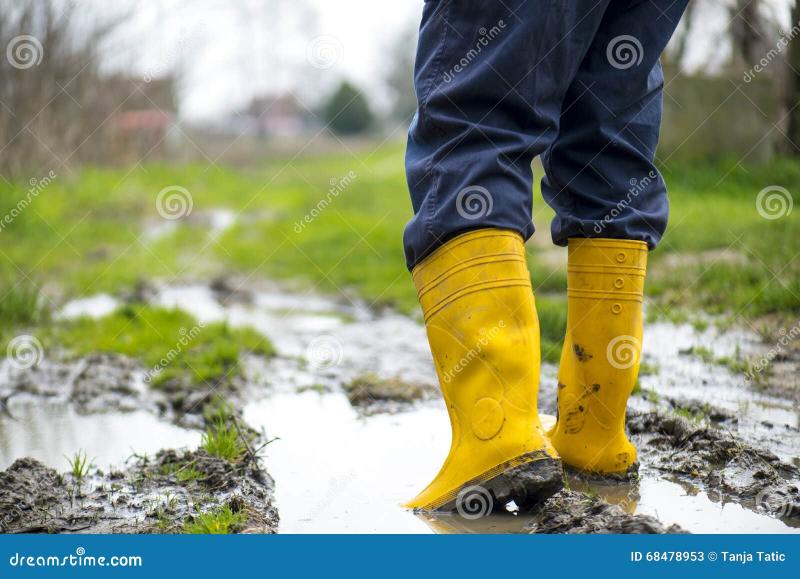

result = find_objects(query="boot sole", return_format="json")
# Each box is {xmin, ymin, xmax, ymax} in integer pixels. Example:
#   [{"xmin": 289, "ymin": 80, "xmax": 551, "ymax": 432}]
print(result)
[{"xmin": 436, "ymin": 451, "xmax": 564, "ymax": 514}]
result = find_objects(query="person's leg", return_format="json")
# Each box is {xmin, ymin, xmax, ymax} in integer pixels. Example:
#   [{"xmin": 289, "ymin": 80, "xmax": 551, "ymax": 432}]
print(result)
[
  {"xmin": 404, "ymin": 0, "xmax": 611, "ymax": 269},
  {"xmin": 402, "ymin": 0, "xmax": 612, "ymax": 511},
  {"xmin": 542, "ymin": 0, "xmax": 689, "ymax": 246},
  {"xmin": 543, "ymin": 0, "xmax": 690, "ymax": 474}
]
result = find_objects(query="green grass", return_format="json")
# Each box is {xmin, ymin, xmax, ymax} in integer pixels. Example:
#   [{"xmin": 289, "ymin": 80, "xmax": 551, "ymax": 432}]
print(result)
[
  {"xmin": 183, "ymin": 504, "xmax": 246, "ymax": 534},
  {"xmin": 200, "ymin": 409, "xmax": 246, "ymax": 462},
  {"xmin": 174, "ymin": 466, "xmax": 205, "ymax": 484},
  {"xmin": 1, "ymin": 143, "xmax": 797, "ymax": 348},
  {"xmin": 0, "ymin": 281, "xmax": 43, "ymax": 325},
  {"xmin": 64, "ymin": 450, "xmax": 92, "ymax": 480},
  {"xmin": 537, "ymin": 295, "xmax": 568, "ymax": 364},
  {"xmin": 48, "ymin": 305, "xmax": 274, "ymax": 389}
]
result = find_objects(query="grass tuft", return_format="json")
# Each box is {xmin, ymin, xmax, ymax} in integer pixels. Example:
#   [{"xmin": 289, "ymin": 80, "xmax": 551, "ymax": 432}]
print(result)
[
  {"xmin": 201, "ymin": 411, "xmax": 246, "ymax": 462},
  {"xmin": 64, "ymin": 450, "xmax": 93, "ymax": 480},
  {"xmin": 183, "ymin": 504, "xmax": 246, "ymax": 534}
]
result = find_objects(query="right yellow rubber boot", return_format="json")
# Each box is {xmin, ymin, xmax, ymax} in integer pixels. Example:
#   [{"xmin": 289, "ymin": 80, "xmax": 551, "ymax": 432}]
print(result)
[
  {"xmin": 404, "ymin": 229, "xmax": 563, "ymax": 513},
  {"xmin": 549, "ymin": 238, "xmax": 647, "ymax": 474}
]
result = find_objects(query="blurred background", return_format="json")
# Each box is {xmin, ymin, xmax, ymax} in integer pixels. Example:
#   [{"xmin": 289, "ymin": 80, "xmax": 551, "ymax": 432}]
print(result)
[
  {"xmin": 2, "ymin": 0, "xmax": 799, "ymax": 339},
  {"xmin": 1, "ymin": 0, "xmax": 799, "ymax": 171}
]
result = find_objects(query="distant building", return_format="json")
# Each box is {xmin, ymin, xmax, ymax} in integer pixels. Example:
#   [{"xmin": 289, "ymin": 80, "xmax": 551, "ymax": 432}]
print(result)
[
  {"xmin": 106, "ymin": 76, "xmax": 178, "ymax": 160},
  {"xmin": 228, "ymin": 93, "xmax": 315, "ymax": 138}
]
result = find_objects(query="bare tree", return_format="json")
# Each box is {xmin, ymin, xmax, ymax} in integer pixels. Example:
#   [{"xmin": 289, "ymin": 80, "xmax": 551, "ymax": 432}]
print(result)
[
  {"xmin": 0, "ymin": 0, "xmax": 125, "ymax": 175},
  {"xmin": 669, "ymin": 0, "xmax": 698, "ymax": 69},
  {"xmin": 729, "ymin": 0, "xmax": 769, "ymax": 67}
]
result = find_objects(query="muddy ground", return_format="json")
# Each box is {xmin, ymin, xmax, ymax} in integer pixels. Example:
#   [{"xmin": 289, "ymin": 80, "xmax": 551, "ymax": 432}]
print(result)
[
  {"xmin": 0, "ymin": 448, "xmax": 278, "ymax": 534},
  {"xmin": 1, "ymin": 280, "xmax": 798, "ymax": 534}
]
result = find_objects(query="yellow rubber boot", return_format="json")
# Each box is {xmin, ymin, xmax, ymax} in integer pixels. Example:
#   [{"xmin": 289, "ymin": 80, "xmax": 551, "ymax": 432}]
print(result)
[
  {"xmin": 405, "ymin": 229, "xmax": 562, "ymax": 512},
  {"xmin": 548, "ymin": 238, "xmax": 647, "ymax": 474}
]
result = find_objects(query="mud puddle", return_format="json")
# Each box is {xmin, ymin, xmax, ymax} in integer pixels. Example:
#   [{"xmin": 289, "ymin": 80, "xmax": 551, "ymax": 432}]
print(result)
[
  {"xmin": 0, "ymin": 400, "xmax": 200, "ymax": 471},
  {"xmin": 4, "ymin": 281, "xmax": 799, "ymax": 533},
  {"xmin": 243, "ymin": 390, "xmax": 796, "ymax": 533}
]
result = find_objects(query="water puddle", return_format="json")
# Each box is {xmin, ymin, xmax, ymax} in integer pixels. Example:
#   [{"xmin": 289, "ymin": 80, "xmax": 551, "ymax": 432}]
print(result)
[
  {"xmin": 57, "ymin": 293, "xmax": 119, "ymax": 320},
  {"xmin": 142, "ymin": 208, "xmax": 237, "ymax": 243},
  {"xmin": 7, "ymin": 282, "xmax": 797, "ymax": 534},
  {"xmin": 644, "ymin": 322, "xmax": 797, "ymax": 429},
  {"xmin": 641, "ymin": 321, "xmax": 800, "ymax": 461},
  {"xmin": 243, "ymin": 388, "xmax": 798, "ymax": 534},
  {"xmin": 0, "ymin": 400, "xmax": 200, "ymax": 471}
]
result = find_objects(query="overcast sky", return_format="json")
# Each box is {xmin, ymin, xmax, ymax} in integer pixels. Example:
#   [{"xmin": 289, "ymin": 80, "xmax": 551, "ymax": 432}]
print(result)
[{"xmin": 102, "ymin": 0, "xmax": 794, "ymax": 122}]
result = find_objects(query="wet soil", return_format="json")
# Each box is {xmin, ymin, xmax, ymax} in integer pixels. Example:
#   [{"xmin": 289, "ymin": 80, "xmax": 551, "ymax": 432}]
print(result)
[
  {"xmin": 0, "ymin": 448, "xmax": 278, "ymax": 534},
  {"xmin": 1, "ymin": 280, "xmax": 798, "ymax": 534},
  {"xmin": 0, "ymin": 354, "xmax": 156, "ymax": 416},
  {"xmin": 525, "ymin": 490, "xmax": 686, "ymax": 534},
  {"xmin": 343, "ymin": 373, "xmax": 438, "ymax": 414},
  {"xmin": 0, "ymin": 350, "xmax": 258, "ymax": 430},
  {"xmin": 628, "ymin": 411, "xmax": 800, "ymax": 523}
]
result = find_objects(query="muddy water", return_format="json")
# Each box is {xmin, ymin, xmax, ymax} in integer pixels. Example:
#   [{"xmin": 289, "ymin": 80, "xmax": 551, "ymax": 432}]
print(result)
[
  {"xmin": 0, "ymin": 400, "xmax": 200, "ymax": 471},
  {"xmin": 155, "ymin": 284, "xmax": 798, "ymax": 533},
  {"xmin": 243, "ymin": 391, "xmax": 794, "ymax": 533},
  {"xmin": 13, "ymin": 282, "xmax": 799, "ymax": 534}
]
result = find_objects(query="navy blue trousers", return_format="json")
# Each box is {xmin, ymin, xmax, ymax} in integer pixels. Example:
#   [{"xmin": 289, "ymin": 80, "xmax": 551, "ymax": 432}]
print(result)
[{"xmin": 404, "ymin": 0, "xmax": 689, "ymax": 269}]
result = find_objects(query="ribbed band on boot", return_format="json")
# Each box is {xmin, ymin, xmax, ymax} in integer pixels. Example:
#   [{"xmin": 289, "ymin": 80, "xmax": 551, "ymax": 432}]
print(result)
[
  {"xmin": 412, "ymin": 229, "xmax": 532, "ymax": 322},
  {"xmin": 567, "ymin": 238, "xmax": 647, "ymax": 304}
]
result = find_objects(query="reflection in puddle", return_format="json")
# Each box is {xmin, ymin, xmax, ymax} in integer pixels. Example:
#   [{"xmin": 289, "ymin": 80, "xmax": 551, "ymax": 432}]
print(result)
[
  {"xmin": 0, "ymin": 401, "xmax": 200, "ymax": 471},
  {"xmin": 635, "ymin": 472, "xmax": 795, "ymax": 533},
  {"xmin": 245, "ymin": 389, "xmax": 799, "ymax": 534},
  {"xmin": 244, "ymin": 391, "xmax": 443, "ymax": 533}
]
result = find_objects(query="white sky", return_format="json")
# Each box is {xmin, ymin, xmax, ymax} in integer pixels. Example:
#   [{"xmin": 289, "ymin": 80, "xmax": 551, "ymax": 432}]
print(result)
[{"xmin": 98, "ymin": 0, "xmax": 794, "ymax": 122}]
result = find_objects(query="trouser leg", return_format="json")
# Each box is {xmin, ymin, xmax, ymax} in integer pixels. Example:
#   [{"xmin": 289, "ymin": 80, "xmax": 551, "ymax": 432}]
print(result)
[
  {"xmin": 403, "ymin": 0, "xmax": 611, "ymax": 269},
  {"xmin": 541, "ymin": 0, "xmax": 690, "ymax": 248}
]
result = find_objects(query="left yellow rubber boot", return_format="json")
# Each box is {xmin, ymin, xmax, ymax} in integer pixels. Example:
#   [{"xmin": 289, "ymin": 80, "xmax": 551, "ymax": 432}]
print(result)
[
  {"xmin": 405, "ymin": 229, "xmax": 563, "ymax": 512},
  {"xmin": 549, "ymin": 238, "xmax": 647, "ymax": 474}
]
